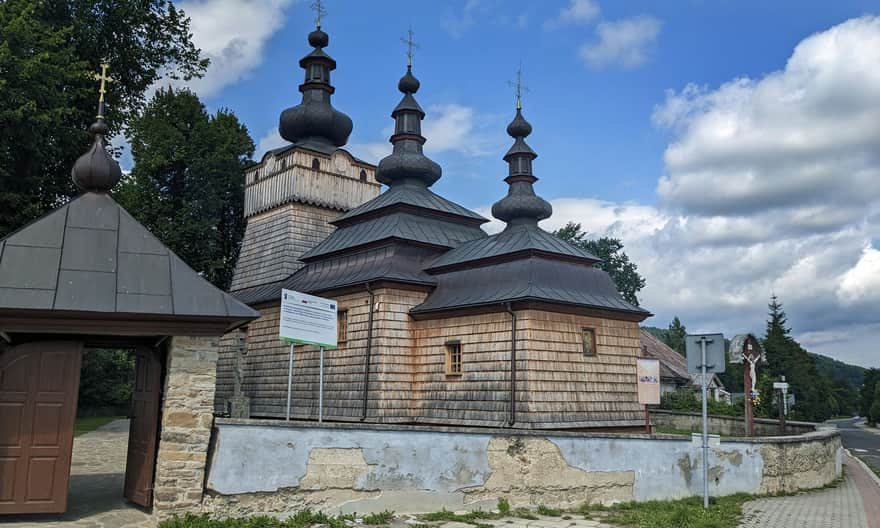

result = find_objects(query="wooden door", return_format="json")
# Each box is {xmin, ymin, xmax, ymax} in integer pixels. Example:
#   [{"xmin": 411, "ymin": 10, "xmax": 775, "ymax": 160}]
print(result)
[
  {"xmin": 123, "ymin": 346, "xmax": 163, "ymax": 507},
  {"xmin": 0, "ymin": 341, "xmax": 83, "ymax": 514}
]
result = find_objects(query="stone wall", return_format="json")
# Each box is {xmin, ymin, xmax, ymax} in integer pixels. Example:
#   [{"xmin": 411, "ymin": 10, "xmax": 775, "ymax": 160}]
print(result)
[
  {"xmin": 201, "ymin": 419, "xmax": 842, "ymax": 518},
  {"xmin": 153, "ymin": 336, "xmax": 220, "ymax": 521},
  {"xmin": 650, "ymin": 410, "xmax": 816, "ymax": 436}
]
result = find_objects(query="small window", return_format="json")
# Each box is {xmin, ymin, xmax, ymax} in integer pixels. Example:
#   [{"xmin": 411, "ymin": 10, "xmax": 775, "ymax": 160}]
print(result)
[
  {"xmin": 312, "ymin": 158, "xmax": 320, "ymax": 170},
  {"xmin": 582, "ymin": 328, "xmax": 597, "ymax": 357},
  {"xmin": 337, "ymin": 310, "xmax": 348, "ymax": 344},
  {"xmin": 359, "ymin": 169, "xmax": 367, "ymax": 182},
  {"xmin": 445, "ymin": 341, "xmax": 462, "ymax": 376}
]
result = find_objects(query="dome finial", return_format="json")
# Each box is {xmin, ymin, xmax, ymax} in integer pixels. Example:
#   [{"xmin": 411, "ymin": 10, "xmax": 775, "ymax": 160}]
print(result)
[
  {"xmin": 401, "ymin": 26, "xmax": 419, "ymax": 68},
  {"xmin": 492, "ymin": 68, "xmax": 552, "ymax": 228},
  {"xmin": 71, "ymin": 62, "xmax": 122, "ymax": 193},
  {"xmin": 311, "ymin": 0, "xmax": 327, "ymax": 29}
]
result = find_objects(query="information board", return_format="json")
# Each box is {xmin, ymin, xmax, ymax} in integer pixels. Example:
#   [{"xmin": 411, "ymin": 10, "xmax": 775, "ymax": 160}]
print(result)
[
  {"xmin": 685, "ymin": 333, "xmax": 726, "ymax": 374},
  {"xmin": 637, "ymin": 358, "xmax": 661, "ymax": 405},
  {"xmin": 279, "ymin": 289, "xmax": 337, "ymax": 348}
]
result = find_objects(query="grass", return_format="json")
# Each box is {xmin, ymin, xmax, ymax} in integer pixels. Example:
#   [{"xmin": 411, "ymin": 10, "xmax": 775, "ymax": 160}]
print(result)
[
  {"xmin": 160, "ymin": 510, "xmax": 357, "ymax": 528},
  {"xmin": 578, "ymin": 494, "xmax": 752, "ymax": 528},
  {"xmin": 535, "ymin": 505, "xmax": 562, "ymax": 517},
  {"xmin": 361, "ymin": 511, "xmax": 394, "ymax": 525},
  {"xmin": 74, "ymin": 416, "xmax": 121, "ymax": 436}
]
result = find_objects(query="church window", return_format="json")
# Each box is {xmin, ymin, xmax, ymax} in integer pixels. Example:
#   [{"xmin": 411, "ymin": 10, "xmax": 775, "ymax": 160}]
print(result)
[
  {"xmin": 445, "ymin": 341, "xmax": 462, "ymax": 376},
  {"xmin": 337, "ymin": 310, "xmax": 348, "ymax": 344},
  {"xmin": 359, "ymin": 169, "xmax": 367, "ymax": 182},
  {"xmin": 582, "ymin": 328, "xmax": 597, "ymax": 357},
  {"xmin": 312, "ymin": 158, "xmax": 321, "ymax": 170}
]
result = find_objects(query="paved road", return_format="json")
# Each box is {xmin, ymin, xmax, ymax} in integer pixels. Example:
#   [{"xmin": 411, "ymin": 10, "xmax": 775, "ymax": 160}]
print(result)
[{"xmin": 832, "ymin": 416, "xmax": 880, "ymax": 470}]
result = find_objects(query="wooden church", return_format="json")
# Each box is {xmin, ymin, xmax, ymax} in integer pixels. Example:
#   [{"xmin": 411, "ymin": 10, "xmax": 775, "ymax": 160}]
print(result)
[{"xmin": 216, "ymin": 22, "xmax": 651, "ymax": 430}]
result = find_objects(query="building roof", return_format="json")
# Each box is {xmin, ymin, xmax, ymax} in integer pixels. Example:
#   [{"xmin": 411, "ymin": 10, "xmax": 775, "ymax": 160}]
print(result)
[
  {"xmin": 412, "ymin": 257, "xmax": 649, "ymax": 318},
  {"xmin": 426, "ymin": 223, "xmax": 600, "ymax": 272},
  {"xmin": 301, "ymin": 212, "xmax": 486, "ymax": 261},
  {"xmin": 639, "ymin": 329, "xmax": 692, "ymax": 383},
  {"xmin": 332, "ymin": 183, "xmax": 487, "ymax": 226},
  {"xmin": 0, "ymin": 192, "xmax": 259, "ymax": 329}
]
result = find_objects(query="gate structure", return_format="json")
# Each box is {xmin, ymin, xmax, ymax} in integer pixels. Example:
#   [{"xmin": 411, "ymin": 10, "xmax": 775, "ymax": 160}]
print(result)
[{"xmin": 0, "ymin": 101, "xmax": 258, "ymax": 518}]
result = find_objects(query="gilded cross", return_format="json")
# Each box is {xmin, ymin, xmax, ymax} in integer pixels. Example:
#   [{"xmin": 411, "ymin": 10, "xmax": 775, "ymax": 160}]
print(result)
[
  {"xmin": 400, "ymin": 27, "xmax": 419, "ymax": 67},
  {"xmin": 93, "ymin": 63, "xmax": 114, "ymax": 118},
  {"xmin": 310, "ymin": 0, "xmax": 327, "ymax": 29},
  {"xmin": 507, "ymin": 64, "xmax": 529, "ymax": 110}
]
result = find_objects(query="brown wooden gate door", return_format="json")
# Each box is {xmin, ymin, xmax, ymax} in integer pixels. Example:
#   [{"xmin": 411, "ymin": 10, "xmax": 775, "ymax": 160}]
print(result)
[
  {"xmin": 0, "ymin": 341, "xmax": 83, "ymax": 514},
  {"xmin": 123, "ymin": 346, "xmax": 163, "ymax": 507}
]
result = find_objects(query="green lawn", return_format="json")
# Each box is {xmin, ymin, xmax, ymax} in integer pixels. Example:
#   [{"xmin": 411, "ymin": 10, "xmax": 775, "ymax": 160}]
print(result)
[
  {"xmin": 74, "ymin": 416, "xmax": 122, "ymax": 436},
  {"xmin": 579, "ymin": 494, "xmax": 752, "ymax": 528}
]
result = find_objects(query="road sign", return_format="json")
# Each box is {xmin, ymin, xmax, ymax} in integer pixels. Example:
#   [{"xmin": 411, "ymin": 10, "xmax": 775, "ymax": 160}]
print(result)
[
  {"xmin": 685, "ymin": 334, "xmax": 726, "ymax": 373},
  {"xmin": 280, "ymin": 289, "xmax": 338, "ymax": 348},
  {"xmin": 637, "ymin": 358, "xmax": 661, "ymax": 405},
  {"xmin": 773, "ymin": 382, "xmax": 789, "ymax": 390}
]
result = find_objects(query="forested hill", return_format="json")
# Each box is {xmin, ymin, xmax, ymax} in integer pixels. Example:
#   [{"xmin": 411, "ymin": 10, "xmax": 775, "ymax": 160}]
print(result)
[{"xmin": 810, "ymin": 353, "xmax": 866, "ymax": 387}]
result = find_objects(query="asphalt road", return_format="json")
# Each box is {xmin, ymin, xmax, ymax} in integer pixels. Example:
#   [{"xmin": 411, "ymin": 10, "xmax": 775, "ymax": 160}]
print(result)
[{"xmin": 834, "ymin": 417, "xmax": 880, "ymax": 470}]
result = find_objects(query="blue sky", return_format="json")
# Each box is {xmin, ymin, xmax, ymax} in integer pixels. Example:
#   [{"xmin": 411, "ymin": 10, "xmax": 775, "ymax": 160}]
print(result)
[{"xmin": 163, "ymin": 0, "xmax": 880, "ymax": 367}]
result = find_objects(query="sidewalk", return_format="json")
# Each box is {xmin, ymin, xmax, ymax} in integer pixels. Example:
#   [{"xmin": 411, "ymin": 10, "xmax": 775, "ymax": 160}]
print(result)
[{"xmin": 738, "ymin": 454, "xmax": 880, "ymax": 528}]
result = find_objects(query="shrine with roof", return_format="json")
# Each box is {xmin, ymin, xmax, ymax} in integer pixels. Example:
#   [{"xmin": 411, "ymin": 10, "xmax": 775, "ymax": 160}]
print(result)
[{"xmin": 217, "ymin": 19, "xmax": 652, "ymax": 431}]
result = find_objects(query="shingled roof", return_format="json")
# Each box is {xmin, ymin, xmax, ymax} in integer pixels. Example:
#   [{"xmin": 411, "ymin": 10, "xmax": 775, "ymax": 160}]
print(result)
[{"xmin": 0, "ymin": 192, "xmax": 259, "ymax": 332}]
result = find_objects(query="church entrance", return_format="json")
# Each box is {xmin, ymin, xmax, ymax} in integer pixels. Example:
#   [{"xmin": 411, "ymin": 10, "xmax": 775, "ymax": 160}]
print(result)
[{"xmin": 0, "ymin": 340, "xmax": 163, "ymax": 518}]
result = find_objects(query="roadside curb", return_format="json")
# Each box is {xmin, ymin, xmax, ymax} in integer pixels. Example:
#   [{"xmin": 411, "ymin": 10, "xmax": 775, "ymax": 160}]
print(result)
[
  {"xmin": 854, "ymin": 421, "xmax": 880, "ymax": 437},
  {"xmin": 845, "ymin": 449, "xmax": 880, "ymax": 488}
]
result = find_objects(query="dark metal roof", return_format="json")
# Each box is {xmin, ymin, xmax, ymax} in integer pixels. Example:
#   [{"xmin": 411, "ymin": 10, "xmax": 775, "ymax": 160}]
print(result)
[
  {"xmin": 0, "ymin": 193, "xmax": 259, "ymax": 326},
  {"xmin": 238, "ymin": 244, "xmax": 440, "ymax": 303},
  {"xmin": 426, "ymin": 223, "xmax": 600, "ymax": 272},
  {"xmin": 332, "ymin": 183, "xmax": 487, "ymax": 225},
  {"xmin": 301, "ymin": 211, "xmax": 486, "ymax": 261},
  {"xmin": 412, "ymin": 256, "xmax": 649, "ymax": 318}
]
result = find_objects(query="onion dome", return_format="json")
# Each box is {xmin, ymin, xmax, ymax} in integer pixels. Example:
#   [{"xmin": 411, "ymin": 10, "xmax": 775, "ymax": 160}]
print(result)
[
  {"xmin": 375, "ymin": 65, "xmax": 442, "ymax": 188},
  {"xmin": 491, "ymin": 106, "xmax": 552, "ymax": 226},
  {"xmin": 278, "ymin": 25, "xmax": 353, "ymax": 149},
  {"xmin": 71, "ymin": 116, "xmax": 122, "ymax": 192}
]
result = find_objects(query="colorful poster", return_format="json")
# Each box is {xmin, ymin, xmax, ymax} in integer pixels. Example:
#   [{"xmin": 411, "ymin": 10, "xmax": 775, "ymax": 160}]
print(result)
[{"xmin": 637, "ymin": 358, "xmax": 661, "ymax": 405}]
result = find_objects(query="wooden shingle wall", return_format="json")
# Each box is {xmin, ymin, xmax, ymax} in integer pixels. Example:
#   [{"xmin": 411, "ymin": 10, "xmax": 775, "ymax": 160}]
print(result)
[
  {"xmin": 518, "ymin": 310, "xmax": 643, "ymax": 427},
  {"xmin": 411, "ymin": 311, "xmax": 522, "ymax": 428},
  {"xmin": 229, "ymin": 203, "xmax": 338, "ymax": 291}
]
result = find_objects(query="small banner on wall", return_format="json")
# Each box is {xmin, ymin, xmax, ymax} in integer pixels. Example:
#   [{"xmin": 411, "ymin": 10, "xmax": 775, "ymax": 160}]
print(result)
[{"xmin": 637, "ymin": 358, "xmax": 661, "ymax": 405}]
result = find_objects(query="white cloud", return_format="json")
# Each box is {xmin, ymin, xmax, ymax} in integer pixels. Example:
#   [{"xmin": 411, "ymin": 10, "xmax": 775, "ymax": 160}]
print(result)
[
  {"xmin": 543, "ymin": 0, "xmax": 600, "ymax": 29},
  {"xmin": 175, "ymin": 0, "xmax": 294, "ymax": 97},
  {"xmin": 256, "ymin": 127, "xmax": 286, "ymax": 158},
  {"xmin": 442, "ymin": 0, "xmax": 483, "ymax": 39},
  {"xmin": 349, "ymin": 104, "xmax": 499, "ymax": 165},
  {"xmin": 484, "ymin": 17, "xmax": 880, "ymax": 366},
  {"xmin": 579, "ymin": 15, "xmax": 662, "ymax": 69}
]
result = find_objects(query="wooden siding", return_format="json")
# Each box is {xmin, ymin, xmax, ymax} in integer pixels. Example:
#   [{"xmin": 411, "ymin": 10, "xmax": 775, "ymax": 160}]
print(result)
[
  {"xmin": 216, "ymin": 291, "xmax": 643, "ymax": 429},
  {"xmin": 245, "ymin": 150, "xmax": 379, "ymax": 217},
  {"xmin": 229, "ymin": 203, "xmax": 338, "ymax": 291},
  {"xmin": 411, "ymin": 311, "xmax": 523, "ymax": 428},
  {"xmin": 518, "ymin": 310, "xmax": 643, "ymax": 426}
]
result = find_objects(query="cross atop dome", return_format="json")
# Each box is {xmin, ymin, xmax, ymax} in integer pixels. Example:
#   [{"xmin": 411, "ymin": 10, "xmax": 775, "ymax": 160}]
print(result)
[
  {"xmin": 401, "ymin": 26, "xmax": 419, "ymax": 67},
  {"xmin": 507, "ymin": 64, "xmax": 529, "ymax": 110},
  {"xmin": 310, "ymin": 0, "xmax": 327, "ymax": 29}
]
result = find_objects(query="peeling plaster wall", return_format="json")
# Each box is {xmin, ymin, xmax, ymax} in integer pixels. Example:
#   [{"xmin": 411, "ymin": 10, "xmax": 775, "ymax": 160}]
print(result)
[{"xmin": 203, "ymin": 421, "xmax": 841, "ymax": 518}]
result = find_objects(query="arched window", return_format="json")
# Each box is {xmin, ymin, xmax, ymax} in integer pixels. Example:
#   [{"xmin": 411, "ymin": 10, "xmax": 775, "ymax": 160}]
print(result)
[
  {"xmin": 312, "ymin": 158, "xmax": 320, "ymax": 170},
  {"xmin": 359, "ymin": 169, "xmax": 367, "ymax": 182}
]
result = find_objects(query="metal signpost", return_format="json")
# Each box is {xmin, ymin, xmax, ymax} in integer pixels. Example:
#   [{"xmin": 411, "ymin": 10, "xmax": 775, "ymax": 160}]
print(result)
[
  {"xmin": 773, "ymin": 377, "xmax": 790, "ymax": 435},
  {"xmin": 637, "ymin": 358, "xmax": 661, "ymax": 433},
  {"xmin": 279, "ymin": 289, "xmax": 338, "ymax": 422},
  {"xmin": 685, "ymin": 333, "xmax": 725, "ymax": 509}
]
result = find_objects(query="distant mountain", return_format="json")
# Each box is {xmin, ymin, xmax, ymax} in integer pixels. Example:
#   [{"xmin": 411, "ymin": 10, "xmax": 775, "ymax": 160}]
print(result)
[{"xmin": 809, "ymin": 353, "xmax": 866, "ymax": 387}]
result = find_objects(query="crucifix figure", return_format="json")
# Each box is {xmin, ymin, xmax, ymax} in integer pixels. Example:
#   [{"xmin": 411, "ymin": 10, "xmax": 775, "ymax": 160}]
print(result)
[
  {"xmin": 506, "ymin": 64, "xmax": 530, "ymax": 110},
  {"xmin": 744, "ymin": 344, "xmax": 760, "ymax": 394},
  {"xmin": 93, "ymin": 62, "xmax": 114, "ymax": 119},
  {"xmin": 401, "ymin": 26, "xmax": 419, "ymax": 67},
  {"xmin": 310, "ymin": 0, "xmax": 327, "ymax": 29}
]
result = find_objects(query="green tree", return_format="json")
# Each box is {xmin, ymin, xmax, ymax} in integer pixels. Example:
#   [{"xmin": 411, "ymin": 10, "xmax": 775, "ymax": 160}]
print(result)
[
  {"xmin": 760, "ymin": 295, "xmax": 834, "ymax": 422},
  {"xmin": 77, "ymin": 349, "xmax": 135, "ymax": 412},
  {"xmin": 665, "ymin": 316, "xmax": 687, "ymax": 356},
  {"xmin": 862, "ymin": 368, "xmax": 880, "ymax": 424},
  {"xmin": 116, "ymin": 88, "xmax": 254, "ymax": 289},
  {"xmin": 870, "ymin": 385, "xmax": 880, "ymax": 427},
  {"xmin": 0, "ymin": 0, "xmax": 207, "ymax": 238},
  {"xmin": 553, "ymin": 222, "xmax": 646, "ymax": 305}
]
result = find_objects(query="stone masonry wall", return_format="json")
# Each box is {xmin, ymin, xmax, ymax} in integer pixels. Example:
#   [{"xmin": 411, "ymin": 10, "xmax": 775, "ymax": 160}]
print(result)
[
  {"xmin": 201, "ymin": 420, "xmax": 842, "ymax": 518},
  {"xmin": 153, "ymin": 336, "xmax": 220, "ymax": 521},
  {"xmin": 650, "ymin": 410, "xmax": 817, "ymax": 437}
]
